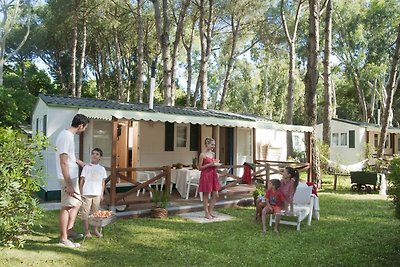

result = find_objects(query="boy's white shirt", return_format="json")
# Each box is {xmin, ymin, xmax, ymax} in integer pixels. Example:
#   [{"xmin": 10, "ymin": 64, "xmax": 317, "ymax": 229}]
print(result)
[{"xmin": 81, "ymin": 163, "xmax": 107, "ymax": 196}]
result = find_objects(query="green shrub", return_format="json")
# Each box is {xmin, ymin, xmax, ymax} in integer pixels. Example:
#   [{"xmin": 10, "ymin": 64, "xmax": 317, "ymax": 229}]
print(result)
[
  {"xmin": 0, "ymin": 127, "xmax": 49, "ymax": 248},
  {"xmin": 151, "ymin": 189, "xmax": 170, "ymax": 209},
  {"xmin": 388, "ymin": 156, "xmax": 400, "ymax": 220}
]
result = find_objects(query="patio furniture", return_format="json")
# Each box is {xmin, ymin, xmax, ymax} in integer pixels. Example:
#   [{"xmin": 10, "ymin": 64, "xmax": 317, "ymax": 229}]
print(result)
[
  {"xmin": 269, "ymin": 183, "xmax": 315, "ymax": 231},
  {"xmin": 172, "ymin": 169, "xmax": 201, "ymax": 198},
  {"xmin": 186, "ymin": 175, "xmax": 201, "ymax": 200},
  {"xmin": 136, "ymin": 171, "xmax": 165, "ymax": 198}
]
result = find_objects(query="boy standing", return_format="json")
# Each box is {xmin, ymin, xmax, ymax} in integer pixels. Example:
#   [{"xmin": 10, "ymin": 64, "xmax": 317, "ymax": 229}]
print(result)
[
  {"xmin": 56, "ymin": 113, "xmax": 89, "ymax": 248},
  {"xmin": 80, "ymin": 148, "xmax": 108, "ymax": 238}
]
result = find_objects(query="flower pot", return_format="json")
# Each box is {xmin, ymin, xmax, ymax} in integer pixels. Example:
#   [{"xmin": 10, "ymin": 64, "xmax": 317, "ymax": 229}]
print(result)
[{"xmin": 150, "ymin": 207, "xmax": 168, "ymax": 218}]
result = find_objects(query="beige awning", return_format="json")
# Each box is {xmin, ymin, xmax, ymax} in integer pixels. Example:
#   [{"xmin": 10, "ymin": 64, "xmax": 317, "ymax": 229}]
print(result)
[
  {"xmin": 78, "ymin": 108, "xmax": 313, "ymax": 133},
  {"xmin": 78, "ymin": 108, "xmax": 258, "ymax": 128}
]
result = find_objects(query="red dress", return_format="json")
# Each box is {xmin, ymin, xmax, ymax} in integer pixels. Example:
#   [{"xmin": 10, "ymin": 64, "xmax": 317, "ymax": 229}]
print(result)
[{"xmin": 198, "ymin": 157, "xmax": 221, "ymax": 193}]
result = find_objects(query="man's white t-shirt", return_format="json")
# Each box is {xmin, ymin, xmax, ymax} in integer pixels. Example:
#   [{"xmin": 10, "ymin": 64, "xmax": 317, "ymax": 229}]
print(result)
[
  {"xmin": 55, "ymin": 129, "xmax": 78, "ymax": 180},
  {"xmin": 81, "ymin": 164, "xmax": 108, "ymax": 196}
]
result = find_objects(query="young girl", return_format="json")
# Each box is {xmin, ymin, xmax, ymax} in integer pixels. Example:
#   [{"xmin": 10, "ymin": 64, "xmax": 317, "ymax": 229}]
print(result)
[
  {"xmin": 198, "ymin": 137, "xmax": 220, "ymax": 219},
  {"xmin": 261, "ymin": 179, "xmax": 286, "ymax": 234},
  {"xmin": 279, "ymin": 167, "xmax": 300, "ymax": 213}
]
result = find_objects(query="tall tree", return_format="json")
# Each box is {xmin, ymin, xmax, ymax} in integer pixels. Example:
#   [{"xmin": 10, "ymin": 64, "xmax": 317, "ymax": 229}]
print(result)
[
  {"xmin": 135, "ymin": 0, "xmax": 145, "ymax": 103},
  {"xmin": 304, "ymin": 0, "xmax": 320, "ymax": 181},
  {"xmin": 76, "ymin": 0, "xmax": 88, "ymax": 98},
  {"xmin": 151, "ymin": 0, "xmax": 172, "ymax": 105},
  {"xmin": 170, "ymin": 0, "xmax": 191, "ymax": 105},
  {"xmin": 181, "ymin": 10, "xmax": 197, "ymax": 107},
  {"xmin": 70, "ymin": 0, "xmax": 79, "ymax": 96},
  {"xmin": 280, "ymin": 0, "xmax": 305, "ymax": 158},
  {"xmin": 322, "ymin": 0, "xmax": 333, "ymax": 147},
  {"xmin": 197, "ymin": 0, "xmax": 214, "ymax": 109},
  {"xmin": 0, "ymin": 0, "xmax": 32, "ymax": 86},
  {"xmin": 218, "ymin": 0, "xmax": 263, "ymax": 111},
  {"xmin": 377, "ymin": 23, "xmax": 400, "ymax": 157}
]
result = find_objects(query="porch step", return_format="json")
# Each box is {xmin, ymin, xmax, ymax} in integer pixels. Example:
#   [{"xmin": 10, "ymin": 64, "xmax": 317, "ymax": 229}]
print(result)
[{"xmin": 115, "ymin": 196, "xmax": 254, "ymax": 219}]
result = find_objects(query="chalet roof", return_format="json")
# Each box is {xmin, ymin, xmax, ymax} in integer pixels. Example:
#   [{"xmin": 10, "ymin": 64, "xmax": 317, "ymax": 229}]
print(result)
[
  {"xmin": 38, "ymin": 94, "xmax": 313, "ymax": 132},
  {"xmin": 332, "ymin": 118, "xmax": 400, "ymax": 133}
]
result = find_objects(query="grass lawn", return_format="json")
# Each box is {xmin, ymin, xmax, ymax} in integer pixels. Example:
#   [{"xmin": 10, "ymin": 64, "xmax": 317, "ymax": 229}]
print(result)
[{"xmin": 1, "ymin": 187, "xmax": 400, "ymax": 266}]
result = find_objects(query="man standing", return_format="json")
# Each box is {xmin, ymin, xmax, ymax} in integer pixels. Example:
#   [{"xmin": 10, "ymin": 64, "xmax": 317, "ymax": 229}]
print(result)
[{"xmin": 56, "ymin": 114, "xmax": 89, "ymax": 248}]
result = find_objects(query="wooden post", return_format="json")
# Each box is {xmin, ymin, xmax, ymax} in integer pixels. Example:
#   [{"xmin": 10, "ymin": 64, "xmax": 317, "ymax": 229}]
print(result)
[
  {"xmin": 252, "ymin": 128, "xmax": 256, "ymax": 163},
  {"xmin": 164, "ymin": 165, "xmax": 171, "ymax": 195},
  {"xmin": 265, "ymin": 163, "xmax": 270, "ymax": 188},
  {"xmin": 110, "ymin": 117, "xmax": 118, "ymax": 211}
]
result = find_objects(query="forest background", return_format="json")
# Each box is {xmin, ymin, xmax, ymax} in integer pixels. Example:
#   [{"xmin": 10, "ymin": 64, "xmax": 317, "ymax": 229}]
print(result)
[{"xmin": 0, "ymin": 0, "xmax": 399, "ymax": 160}]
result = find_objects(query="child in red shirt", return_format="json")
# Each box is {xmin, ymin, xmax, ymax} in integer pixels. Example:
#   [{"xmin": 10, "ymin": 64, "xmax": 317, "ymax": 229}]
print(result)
[{"xmin": 262, "ymin": 179, "xmax": 286, "ymax": 234}]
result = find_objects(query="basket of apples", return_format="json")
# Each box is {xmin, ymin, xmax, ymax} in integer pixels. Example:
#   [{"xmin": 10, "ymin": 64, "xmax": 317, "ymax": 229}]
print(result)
[{"xmin": 88, "ymin": 210, "xmax": 116, "ymax": 227}]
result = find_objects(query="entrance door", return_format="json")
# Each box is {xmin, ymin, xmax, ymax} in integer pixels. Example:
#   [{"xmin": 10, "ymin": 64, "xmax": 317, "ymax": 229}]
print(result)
[{"xmin": 219, "ymin": 127, "xmax": 234, "ymax": 166}]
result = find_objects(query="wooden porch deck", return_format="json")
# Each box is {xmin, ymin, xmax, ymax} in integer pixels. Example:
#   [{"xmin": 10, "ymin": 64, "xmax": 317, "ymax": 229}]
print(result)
[{"xmin": 106, "ymin": 183, "xmax": 256, "ymax": 219}]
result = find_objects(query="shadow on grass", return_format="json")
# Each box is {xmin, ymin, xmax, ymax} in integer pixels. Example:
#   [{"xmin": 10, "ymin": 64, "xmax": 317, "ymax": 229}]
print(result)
[{"xmin": 5, "ymin": 194, "xmax": 400, "ymax": 267}]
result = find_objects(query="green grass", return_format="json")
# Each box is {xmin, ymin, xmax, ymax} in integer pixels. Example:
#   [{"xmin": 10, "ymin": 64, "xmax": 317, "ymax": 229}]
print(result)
[{"xmin": 1, "ymin": 192, "xmax": 400, "ymax": 267}]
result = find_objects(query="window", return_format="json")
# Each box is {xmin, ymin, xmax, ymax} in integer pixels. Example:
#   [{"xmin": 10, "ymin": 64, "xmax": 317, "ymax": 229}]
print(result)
[
  {"xmin": 340, "ymin": 133, "xmax": 347, "ymax": 146},
  {"xmin": 332, "ymin": 133, "xmax": 339, "ymax": 146},
  {"xmin": 374, "ymin": 134, "xmax": 379, "ymax": 147},
  {"xmin": 332, "ymin": 132, "xmax": 348, "ymax": 147},
  {"xmin": 293, "ymin": 135, "xmax": 300, "ymax": 148},
  {"xmin": 176, "ymin": 125, "xmax": 188, "ymax": 148},
  {"xmin": 43, "ymin": 115, "xmax": 47, "ymax": 136},
  {"xmin": 164, "ymin": 123, "xmax": 192, "ymax": 151}
]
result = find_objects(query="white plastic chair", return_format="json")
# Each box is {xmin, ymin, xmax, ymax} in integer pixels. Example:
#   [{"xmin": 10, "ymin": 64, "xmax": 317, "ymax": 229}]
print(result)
[
  {"xmin": 145, "ymin": 171, "xmax": 165, "ymax": 191},
  {"xmin": 269, "ymin": 183, "xmax": 314, "ymax": 231},
  {"xmin": 136, "ymin": 172, "xmax": 151, "ymax": 197},
  {"xmin": 186, "ymin": 175, "xmax": 202, "ymax": 200}
]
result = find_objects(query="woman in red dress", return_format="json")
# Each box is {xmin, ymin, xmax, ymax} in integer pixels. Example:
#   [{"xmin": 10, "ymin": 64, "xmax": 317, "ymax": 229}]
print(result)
[{"xmin": 198, "ymin": 137, "xmax": 221, "ymax": 219}]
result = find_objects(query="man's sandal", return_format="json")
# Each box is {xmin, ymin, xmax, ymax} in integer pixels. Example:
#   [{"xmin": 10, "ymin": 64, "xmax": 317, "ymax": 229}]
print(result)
[{"xmin": 58, "ymin": 239, "xmax": 81, "ymax": 248}]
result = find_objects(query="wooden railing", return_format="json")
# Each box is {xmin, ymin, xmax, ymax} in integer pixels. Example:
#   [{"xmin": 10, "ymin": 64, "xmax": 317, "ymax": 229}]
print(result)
[
  {"xmin": 103, "ymin": 160, "xmax": 310, "ymax": 210},
  {"xmin": 104, "ymin": 166, "xmax": 171, "ymax": 209}
]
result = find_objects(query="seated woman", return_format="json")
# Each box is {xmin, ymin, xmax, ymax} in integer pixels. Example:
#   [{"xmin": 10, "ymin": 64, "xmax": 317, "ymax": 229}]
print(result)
[{"xmin": 255, "ymin": 164, "xmax": 310, "ymax": 219}]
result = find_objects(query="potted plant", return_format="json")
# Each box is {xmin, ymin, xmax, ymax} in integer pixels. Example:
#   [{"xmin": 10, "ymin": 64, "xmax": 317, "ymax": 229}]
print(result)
[
  {"xmin": 252, "ymin": 184, "xmax": 265, "ymax": 206},
  {"xmin": 192, "ymin": 157, "xmax": 198, "ymax": 169},
  {"xmin": 150, "ymin": 189, "xmax": 170, "ymax": 218}
]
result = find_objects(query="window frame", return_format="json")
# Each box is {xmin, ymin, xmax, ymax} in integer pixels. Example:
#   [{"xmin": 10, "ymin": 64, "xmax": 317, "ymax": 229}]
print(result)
[{"xmin": 174, "ymin": 123, "xmax": 189, "ymax": 150}]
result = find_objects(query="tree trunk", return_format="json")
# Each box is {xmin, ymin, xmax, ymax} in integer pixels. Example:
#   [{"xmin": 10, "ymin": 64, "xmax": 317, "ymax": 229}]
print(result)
[
  {"xmin": 304, "ymin": 0, "xmax": 320, "ymax": 182},
  {"xmin": 136, "ymin": 0, "xmax": 145, "ymax": 103},
  {"xmin": 351, "ymin": 70, "xmax": 368, "ymax": 122},
  {"xmin": 281, "ymin": 0, "xmax": 303, "ymax": 159},
  {"xmin": 198, "ymin": 0, "xmax": 214, "ymax": 109},
  {"xmin": 182, "ymin": 14, "xmax": 196, "ymax": 107},
  {"xmin": 113, "ymin": 27, "xmax": 124, "ymax": 100},
  {"xmin": 152, "ymin": 0, "xmax": 172, "ymax": 106},
  {"xmin": 76, "ymin": 0, "xmax": 87, "ymax": 98},
  {"xmin": 377, "ymin": 23, "xmax": 400, "ymax": 157},
  {"xmin": 322, "ymin": 0, "xmax": 333, "ymax": 147},
  {"xmin": 70, "ymin": 0, "xmax": 79, "ymax": 96},
  {"xmin": 0, "ymin": 0, "xmax": 32, "ymax": 87},
  {"xmin": 171, "ymin": 0, "xmax": 191, "ymax": 105},
  {"xmin": 219, "ymin": 16, "xmax": 240, "ymax": 111}
]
